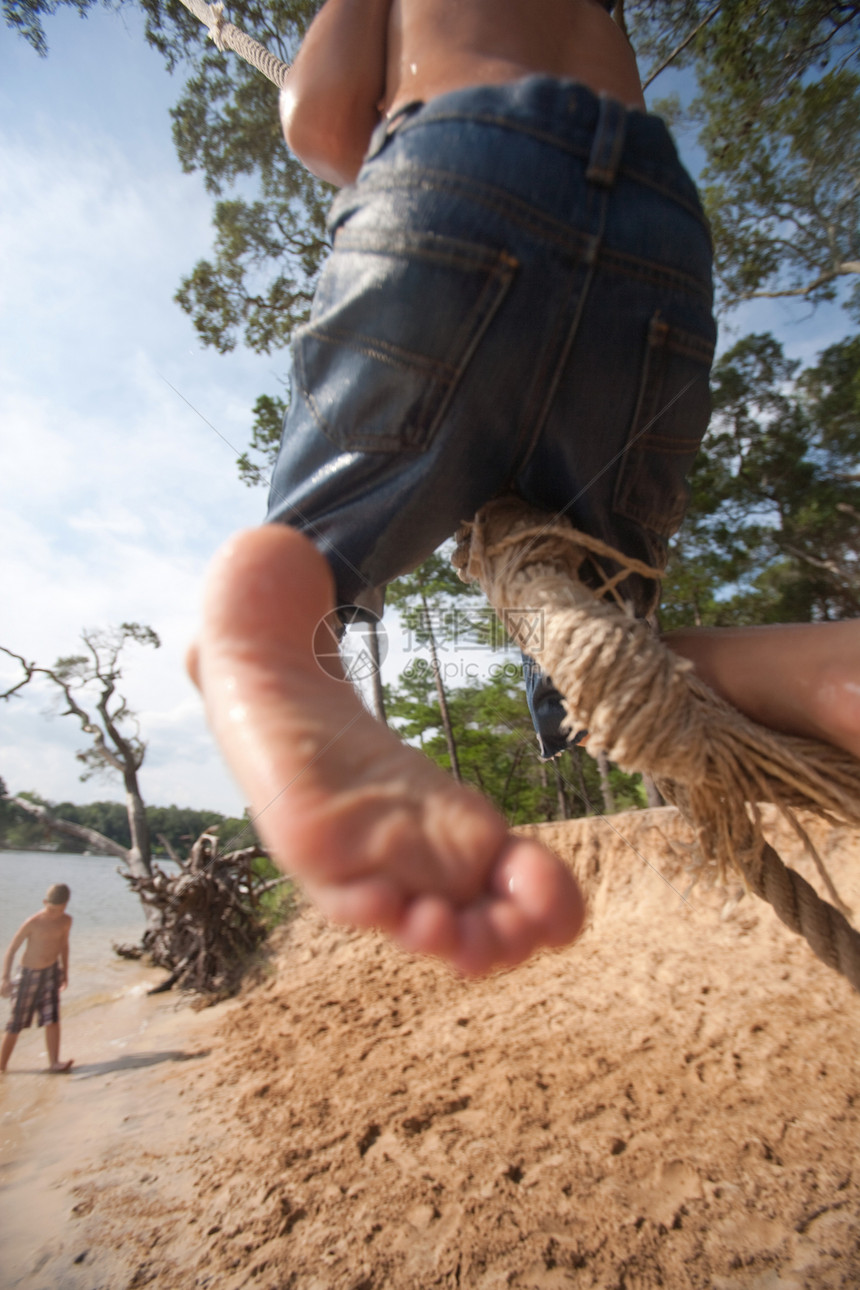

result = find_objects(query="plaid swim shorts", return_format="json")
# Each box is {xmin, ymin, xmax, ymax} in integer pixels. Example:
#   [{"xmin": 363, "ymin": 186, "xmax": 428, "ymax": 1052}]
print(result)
[{"xmin": 6, "ymin": 962, "xmax": 61, "ymax": 1032}]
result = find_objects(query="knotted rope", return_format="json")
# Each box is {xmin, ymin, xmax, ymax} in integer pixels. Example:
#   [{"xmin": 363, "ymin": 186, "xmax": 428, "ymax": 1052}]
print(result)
[
  {"xmin": 177, "ymin": 0, "xmax": 290, "ymax": 88},
  {"xmin": 453, "ymin": 497, "xmax": 860, "ymax": 991}
]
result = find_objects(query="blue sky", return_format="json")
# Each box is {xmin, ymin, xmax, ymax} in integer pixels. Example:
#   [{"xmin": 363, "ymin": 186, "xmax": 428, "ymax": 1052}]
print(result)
[
  {"xmin": 1, "ymin": 6, "xmax": 270, "ymax": 815},
  {"xmin": 0, "ymin": 7, "xmax": 854, "ymax": 816}
]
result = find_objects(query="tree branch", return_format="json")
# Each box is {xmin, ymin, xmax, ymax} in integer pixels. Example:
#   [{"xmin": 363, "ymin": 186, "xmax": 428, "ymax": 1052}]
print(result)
[
  {"xmin": 783, "ymin": 544, "xmax": 859, "ymax": 585},
  {"xmin": 642, "ymin": 2, "xmax": 724, "ymax": 91},
  {"xmin": 737, "ymin": 261, "xmax": 860, "ymax": 302},
  {"xmin": 0, "ymin": 645, "xmax": 37, "ymax": 699},
  {"xmin": 8, "ymin": 796, "xmax": 131, "ymax": 862},
  {"xmin": 157, "ymin": 832, "xmax": 183, "ymax": 865}
]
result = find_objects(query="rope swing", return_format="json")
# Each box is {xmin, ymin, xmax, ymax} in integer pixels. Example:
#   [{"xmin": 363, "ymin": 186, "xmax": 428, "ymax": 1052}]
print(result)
[
  {"xmin": 177, "ymin": 0, "xmax": 290, "ymax": 87},
  {"xmin": 453, "ymin": 498, "xmax": 860, "ymax": 993},
  {"xmin": 173, "ymin": 0, "xmax": 860, "ymax": 991}
]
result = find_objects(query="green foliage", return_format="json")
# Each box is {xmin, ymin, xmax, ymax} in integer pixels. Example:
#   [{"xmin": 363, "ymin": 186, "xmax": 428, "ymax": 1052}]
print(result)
[
  {"xmin": 627, "ymin": 0, "xmax": 860, "ymax": 313},
  {"xmin": 0, "ymin": 792, "xmax": 259, "ymax": 856},
  {"xmin": 631, "ymin": 1, "xmax": 859, "ymax": 103},
  {"xmin": 0, "ymin": 788, "xmax": 52, "ymax": 850},
  {"xmin": 386, "ymin": 661, "xmax": 645, "ymax": 824},
  {"xmin": 662, "ymin": 331, "xmax": 860, "ymax": 629},
  {"xmin": 51, "ymin": 798, "xmax": 132, "ymax": 850},
  {"xmin": 236, "ymin": 390, "xmax": 287, "ymax": 485},
  {"xmin": 387, "ymin": 550, "xmax": 484, "ymax": 645},
  {"xmin": 387, "ymin": 664, "xmax": 550, "ymax": 823},
  {"xmin": 8, "ymin": 0, "xmax": 860, "ymax": 817},
  {"xmin": 253, "ymin": 853, "xmax": 296, "ymax": 927},
  {"xmin": 702, "ymin": 69, "xmax": 860, "ymax": 313},
  {"xmin": 158, "ymin": 0, "xmax": 331, "ymax": 364},
  {"xmin": 2, "ymin": 0, "xmax": 102, "ymax": 58},
  {"xmin": 147, "ymin": 803, "xmax": 240, "ymax": 855},
  {"xmin": 799, "ymin": 333, "xmax": 860, "ymax": 457}
]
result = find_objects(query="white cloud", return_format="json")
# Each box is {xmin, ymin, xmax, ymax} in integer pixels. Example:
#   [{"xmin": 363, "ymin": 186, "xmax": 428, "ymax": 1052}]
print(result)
[{"xmin": 0, "ymin": 22, "xmax": 275, "ymax": 815}]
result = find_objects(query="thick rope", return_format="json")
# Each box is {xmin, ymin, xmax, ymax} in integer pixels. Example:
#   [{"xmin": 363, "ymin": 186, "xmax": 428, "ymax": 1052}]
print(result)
[
  {"xmin": 453, "ymin": 496, "xmax": 860, "ymax": 992},
  {"xmin": 177, "ymin": 0, "xmax": 290, "ymax": 88}
]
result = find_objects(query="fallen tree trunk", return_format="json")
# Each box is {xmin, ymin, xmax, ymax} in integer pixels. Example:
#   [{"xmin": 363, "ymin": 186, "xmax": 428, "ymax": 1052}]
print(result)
[
  {"xmin": 9, "ymin": 795, "xmax": 130, "ymax": 861},
  {"xmin": 119, "ymin": 828, "xmax": 288, "ymax": 997}
]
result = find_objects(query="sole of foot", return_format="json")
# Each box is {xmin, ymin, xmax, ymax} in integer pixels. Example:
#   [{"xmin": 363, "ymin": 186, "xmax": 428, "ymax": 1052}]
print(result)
[{"xmin": 192, "ymin": 526, "xmax": 586, "ymax": 977}]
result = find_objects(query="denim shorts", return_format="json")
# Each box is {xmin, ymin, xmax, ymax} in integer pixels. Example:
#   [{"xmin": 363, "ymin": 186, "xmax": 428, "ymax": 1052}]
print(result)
[{"xmin": 267, "ymin": 76, "xmax": 716, "ymax": 750}]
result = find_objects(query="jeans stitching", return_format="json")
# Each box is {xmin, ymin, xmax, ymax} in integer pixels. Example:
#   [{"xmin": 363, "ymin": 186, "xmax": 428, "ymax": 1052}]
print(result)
[
  {"xmin": 597, "ymin": 246, "xmax": 713, "ymax": 302},
  {"xmin": 339, "ymin": 172, "xmax": 712, "ymax": 301},
  {"xmin": 296, "ymin": 254, "xmax": 516, "ymax": 452},
  {"xmin": 337, "ymin": 170, "xmax": 598, "ymax": 258},
  {"xmin": 305, "ymin": 327, "xmax": 459, "ymax": 377},
  {"xmin": 390, "ymin": 112, "xmax": 709, "ymax": 230}
]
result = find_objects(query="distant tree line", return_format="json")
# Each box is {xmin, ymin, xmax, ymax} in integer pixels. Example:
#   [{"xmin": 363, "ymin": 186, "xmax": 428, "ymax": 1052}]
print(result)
[{"xmin": 0, "ymin": 788, "xmax": 250, "ymax": 858}]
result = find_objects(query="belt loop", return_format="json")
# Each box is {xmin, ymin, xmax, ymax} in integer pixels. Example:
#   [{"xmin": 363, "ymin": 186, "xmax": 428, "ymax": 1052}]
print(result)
[
  {"xmin": 586, "ymin": 94, "xmax": 627, "ymax": 187},
  {"xmin": 365, "ymin": 99, "xmax": 425, "ymax": 161}
]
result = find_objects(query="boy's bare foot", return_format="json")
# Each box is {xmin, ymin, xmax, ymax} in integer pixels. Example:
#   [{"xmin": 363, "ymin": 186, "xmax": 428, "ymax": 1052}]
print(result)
[
  {"xmin": 665, "ymin": 622, "xmax": 860, "ymax": 759},
  {"xmin": 191, "ymin": 526, "xmax": 585, "ymax": 977},
  {"xmin": 48, "ymin": 1060, "xmax": 73, "ymax": 1073}
]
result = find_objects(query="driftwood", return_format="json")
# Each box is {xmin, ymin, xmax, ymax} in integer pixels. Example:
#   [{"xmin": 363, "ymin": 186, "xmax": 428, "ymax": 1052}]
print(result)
[{"xmin": 117, "ymin": 829, "xmax": 291, "ymax": 997}]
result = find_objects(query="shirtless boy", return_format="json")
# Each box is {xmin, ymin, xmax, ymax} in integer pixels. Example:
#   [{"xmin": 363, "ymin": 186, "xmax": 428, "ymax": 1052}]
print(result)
[
  {"xmin": 1, "ymin": 883, "xmax": 73, "ymax": 1074},
  {"xmin": 189, "ymin": 0, "xmax": 860, "ymax": 978}
]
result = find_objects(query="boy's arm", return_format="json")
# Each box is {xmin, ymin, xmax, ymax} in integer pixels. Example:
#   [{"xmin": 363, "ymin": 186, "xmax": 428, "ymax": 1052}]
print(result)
[
  {"xmin": 1, "ymin": 919, "xmax": 31, "ymax": 997},
  {"xmin": 59, "ymin": 917, "xmax": 71, "ymax": 988},
  {"xmin": 279, "ymin": 0, "xmax": 392, "ymax": 187}
]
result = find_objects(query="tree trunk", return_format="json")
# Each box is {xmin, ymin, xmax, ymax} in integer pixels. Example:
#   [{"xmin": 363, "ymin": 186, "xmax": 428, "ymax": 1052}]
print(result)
[
  {"xmin": 367, "ymin": 620, "xmax": 388, "ymax": 725},
  {"xmin": 499, "ymin": 745, "xmax": 524, "ymax": 817},
  {"xmin": 553, "ymin": 759, "xmax": 569, "ymax": 821},
  {"xmin": 571, "ymin": 747, "xmax": 593, "ymax": 816},
  {"xmin": 596, "ymin": 750, "xmax": 616, "ymax": 816},
  {"xmin": 123, "ymin": 769, "xmax": 153, "ymax": 881},
  {"xmin": 121, "ymin": 830, "xmax": 275, "ymax": 995},
  {"xmin": 421, "ymin": 592, "xmax": 462, "ymax": 783},
  {"xmin": 642, "ymin": 773, "xmax": 665, "ymax": 809},
  {"xmin": 10, "ymin": 797, "xmax": 130, "ymax": 860}
]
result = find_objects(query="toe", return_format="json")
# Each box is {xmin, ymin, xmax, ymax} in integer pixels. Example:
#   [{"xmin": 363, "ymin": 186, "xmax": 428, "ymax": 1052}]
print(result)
[{"xmin": 493, "ymin": 840, "xmax": 586, "ymax": 947}]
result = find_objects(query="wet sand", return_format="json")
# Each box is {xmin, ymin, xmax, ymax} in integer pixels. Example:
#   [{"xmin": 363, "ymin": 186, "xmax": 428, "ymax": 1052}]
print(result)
[
  {"xmin": 0, "ymin": 963, "xmax": 230, "ymax": 1287},
  {"xmin": 2, "ymin": 808, "xmax": 858, "ymax": 1289}
]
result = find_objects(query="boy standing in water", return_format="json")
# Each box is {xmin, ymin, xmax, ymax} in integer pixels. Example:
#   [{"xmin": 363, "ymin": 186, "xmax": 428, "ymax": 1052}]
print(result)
[
  {"xmin": 189, "ymin": 0, "xmax": 860, "ymax": 978},
  {"xmin": 1, "ymin": 883, "xmax": 73, "ymax": 1074}
]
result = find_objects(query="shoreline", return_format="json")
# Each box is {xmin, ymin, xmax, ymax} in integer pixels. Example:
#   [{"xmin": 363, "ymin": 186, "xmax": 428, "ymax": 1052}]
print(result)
[
  {"xmin": 1, "ymin": 809, "xmax": 858, "ymax": 1288},
  {"xmin": 0, "ymin": 963, "xmax": 236, "ymax": 1288}
]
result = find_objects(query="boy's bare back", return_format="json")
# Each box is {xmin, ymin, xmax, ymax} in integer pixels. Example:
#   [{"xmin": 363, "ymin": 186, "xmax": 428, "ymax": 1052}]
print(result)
[
  {"xmin": 18, "ymin": 908, "xmax": 71, "ymax": 970},
  {"xmin": 384, "ymin": 0, "xmax": 644, "ymax": 117},
  {"xmin": 282, "ymin": 0, "xmax": 643, "ymax": 187}
]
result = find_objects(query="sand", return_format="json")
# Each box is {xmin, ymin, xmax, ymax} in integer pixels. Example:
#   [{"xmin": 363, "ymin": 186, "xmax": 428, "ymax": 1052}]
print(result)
[{"xmin": 2, "ymin": 807, "xmax": 858, "ymax": 1289}]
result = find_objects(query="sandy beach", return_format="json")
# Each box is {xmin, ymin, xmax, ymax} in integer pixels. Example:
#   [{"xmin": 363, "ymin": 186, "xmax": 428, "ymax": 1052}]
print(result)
[{"xmin": 2, "ymin": 807, "xmax": 858, "ymax": 1289}]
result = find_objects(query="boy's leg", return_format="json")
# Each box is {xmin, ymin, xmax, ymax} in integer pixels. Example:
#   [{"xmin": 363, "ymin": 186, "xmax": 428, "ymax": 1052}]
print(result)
[
  {"xmin": 0, "ymin": 1030, "xmax": 17, "ymax": 1072},
  {"xmin": 190, "ymin": 524, "xmax": 585, "ymax": 977},
  {"xmin": 665, "ymin": 621, "xmax": 860, "ymax": 758},
  {"xmin": 44, "ymin": 1021, "xmax": 72, "ymax": 1072}
]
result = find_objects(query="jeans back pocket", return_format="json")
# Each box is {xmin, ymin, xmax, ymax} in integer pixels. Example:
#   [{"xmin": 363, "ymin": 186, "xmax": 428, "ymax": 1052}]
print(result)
[
  {"xmin": 613, "ymin": 312, "xmax": 715, "ymax": 540},
  {"xmin": 293, "ymin": 229, "xmax": 517, "ymax": 453}
]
